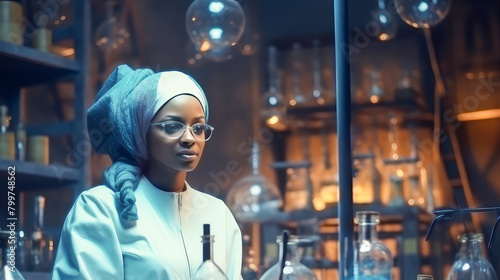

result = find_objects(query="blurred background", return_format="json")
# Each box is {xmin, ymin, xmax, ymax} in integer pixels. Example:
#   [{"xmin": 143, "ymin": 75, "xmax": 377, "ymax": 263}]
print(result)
[{"xmin": 0, "ymin": 0, "xmax": 500, "ymax": 279}]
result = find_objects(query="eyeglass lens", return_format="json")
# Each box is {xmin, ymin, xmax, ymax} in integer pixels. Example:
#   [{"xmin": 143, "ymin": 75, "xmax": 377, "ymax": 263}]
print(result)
[{"xmin": 163, "ymin": 122, "xmax": 212, "ymax": 140}]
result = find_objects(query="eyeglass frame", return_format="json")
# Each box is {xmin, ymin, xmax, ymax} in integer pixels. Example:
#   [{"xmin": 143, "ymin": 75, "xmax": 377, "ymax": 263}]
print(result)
[{"xmin": 150, "ymin": 120, "xmax": 214, "ymax": 141}]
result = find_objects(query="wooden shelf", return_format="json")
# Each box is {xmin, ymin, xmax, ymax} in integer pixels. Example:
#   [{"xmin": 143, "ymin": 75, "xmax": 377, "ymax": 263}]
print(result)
[
  {"xmin": 0, "ymin": 159, "xmax": 79, "ymax": 191},
  {"xmin": 260, "ymin": 204, "xmax": 430, "ymax": 224},
  {"xmin": 0, "ymin": 41, "xmax": 79, "ymax": 88}
]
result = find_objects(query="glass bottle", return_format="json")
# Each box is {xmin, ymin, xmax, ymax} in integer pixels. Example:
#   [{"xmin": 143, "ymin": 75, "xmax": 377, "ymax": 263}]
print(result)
[
  {"xmin": 0, "ymin": 231, "xmax": 26, "ymax": 280},
  {"xmin": 0, "ymin": 105, "xmax": 15, "ymax": 160},
  {"xmin": 310, "ymin": 40, "xmax": 330, "ymax": 105},
  {"xmin": 262, "ymin": 46, "xmax": 287, "ymax": 132},
  {"xmin": 353, "ymin": 211, "xmax": 393, "ymax": 280},
  {"xmin": 406, "ymin": 133, "xmax": 426, "ymax": 210},
  {"xmin": 289, "ymin": 43, "xmax": 308, "ymax": 107},
  {"xmin": 417, "ymin": 274, "xmax": 433, "ymax": 280},
  {"xmin": 446, "ymin": 233, "xmax": 498, "ymax": 280},
  {"xmin": 30, "ymin": 196, "xmax": 53, "ymax": 271},
  {"xmin": 241, "ymin": 234, "xmax": 258, "ymax": 280},
  {"xmin": 225, "ymin": 141, "xmax": 282, "ymax": 223},
  {"xmin": 192, "ymin": 224, "xmax": 228, "ymax": 280},
  {"xmin": 16, "ymin": 123, "xmax": 26, "ymax": 161},
  {"xmin": 260, "ymin": 234, "xmax": 318, "ymax": 280}
]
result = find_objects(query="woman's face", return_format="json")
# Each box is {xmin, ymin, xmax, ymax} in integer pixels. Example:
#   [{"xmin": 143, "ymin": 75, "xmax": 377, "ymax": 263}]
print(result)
[{"xmin": 147, "ymin": 94, "xmax": 207, "ymax": 172}]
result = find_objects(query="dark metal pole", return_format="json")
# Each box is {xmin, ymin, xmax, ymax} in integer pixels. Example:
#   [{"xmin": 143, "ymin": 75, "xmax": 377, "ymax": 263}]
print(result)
[{"xmin": 333, "ymin": 0, "xmax": 354, "ymax": 279}]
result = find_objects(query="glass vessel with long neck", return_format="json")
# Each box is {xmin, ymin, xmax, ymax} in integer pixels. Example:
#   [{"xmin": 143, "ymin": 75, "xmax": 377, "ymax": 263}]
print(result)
[
  {"xmin": 192, "ymin": 224, "xmax": 228, "ymax": 280},
  {"xmin": 353, "ymin": 211, "xmax": 393, "ymax": 280},
  {"xmin": 446, "ymin": 233, "xmax": 497, "ymax": 280},
  {"xmin": 260, "ymin": 234, "xmax": 318, "ymax": 280}
]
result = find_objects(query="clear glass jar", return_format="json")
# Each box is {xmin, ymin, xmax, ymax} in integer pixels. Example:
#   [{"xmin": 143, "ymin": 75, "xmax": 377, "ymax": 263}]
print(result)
[
  {"xmin": 446, "ymin": 233, "xmax": 498, "ymax": 280},
  {"xmin": 353, "ymin": 211, "xmax": 393, "ymax": 280},
  {"xmin": 260, "ymin": 235, "xmax": 318, "ymax": 280}
]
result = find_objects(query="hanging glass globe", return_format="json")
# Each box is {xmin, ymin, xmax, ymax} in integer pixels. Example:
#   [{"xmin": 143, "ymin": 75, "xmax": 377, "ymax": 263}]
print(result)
[
  {"xmin": 186, "ymin": 0, "xmax": 245, "ymax": 54},
  {"xmin": 200, "ymin": 46, "xmax": 235, "ymax": 62},
  {"xmin": 226, "ymin": 141, "xmax": 282, "ymax": 223},
  {"xmin": 394, "ymin": 0, "xmax": 452, "ymax": 29},
  {"xmin": 372, "ymin": 7, "xmax": 398, "ymax": 41},
  {"xmin": 94, "ymin": 17, "xmax": 130, "ymax": 52}
]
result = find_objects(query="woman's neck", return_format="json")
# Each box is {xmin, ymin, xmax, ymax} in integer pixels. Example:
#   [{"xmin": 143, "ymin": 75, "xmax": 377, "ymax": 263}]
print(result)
[{"xmin": 144, "ymin": 161, "xmax": 187, "ymax": 193}]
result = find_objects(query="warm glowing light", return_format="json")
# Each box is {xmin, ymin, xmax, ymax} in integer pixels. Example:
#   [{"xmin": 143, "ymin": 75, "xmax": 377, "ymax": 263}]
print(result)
[
  {"xmin": 61, "ymin": 16, "xmax": 66, "ymax": 20},
  {"xmin": 267, "ymin": 116, "xmax": 279, "ymax": 125},
  {"xmin": 418, "ymin": 198, "xmax": 425, "ymax": 204},
  {"xmin": 392, "ymin": 154, "xmax": 399, "ymax": 160},
  {"xmin": 289, "ymin": 99, "xmax": 297, "ymax": 106},
  {"xmin": 465, "ymin": 72, "xmax": 474, "ymax": 79},
  {"xmin": 313, "ymin": 197, "xmax": 326, "ymax": 211},
  {"xmin": 390, "ymin": 117, "xmax": 398, "ymax": 124},
  {"xmin": 60, "ymin": 48, "xmax": 75, "ymax": 56},
  {"xmin": 378, "ymin": 33, "xmax": 389, "ymax": 41},
  {"xmin": 370, "ymin": 95, "xmax": 380, "ymax": 103},
  {"xmin": 200, "ymin": 41, "xmax": 211, "ymax": 51},
  {"xmin": 456, "ymin": 109, "xmax": 500, "ymax": 122},
  {"xmin": 320, "ymin": 185, "xmax": 338, "ymax": 203},
  {"xmin": 396, "ymin": 169, "xmax": 404, "ymax": 177}
]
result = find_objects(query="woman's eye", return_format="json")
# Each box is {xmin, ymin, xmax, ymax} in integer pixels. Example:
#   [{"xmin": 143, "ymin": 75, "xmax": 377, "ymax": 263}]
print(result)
[
  {"xmin": 192, "ymin": 124, "xmax": 206, "ymax": 135},
  {"xmin": 164, "ymin": 123, "xmax": 183, "ymax": 134}
]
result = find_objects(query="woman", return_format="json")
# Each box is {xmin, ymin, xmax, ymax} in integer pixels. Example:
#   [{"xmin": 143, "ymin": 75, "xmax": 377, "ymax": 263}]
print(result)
[{"xmin": 52, "ymin": 65, "xmax": 242, "ymax": 280}]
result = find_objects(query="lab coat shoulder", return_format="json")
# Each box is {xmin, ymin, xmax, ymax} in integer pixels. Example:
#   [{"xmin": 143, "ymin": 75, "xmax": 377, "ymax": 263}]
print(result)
[{"xmin": 51, "ymin": 185, "xmax": 124, "ymax": 280}]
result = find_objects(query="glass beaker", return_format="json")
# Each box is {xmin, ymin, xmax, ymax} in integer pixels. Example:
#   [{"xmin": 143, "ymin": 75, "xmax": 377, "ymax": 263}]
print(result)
[{"xmin": 446, "ymin": 233, "xmax": 497, "ymax": 280}]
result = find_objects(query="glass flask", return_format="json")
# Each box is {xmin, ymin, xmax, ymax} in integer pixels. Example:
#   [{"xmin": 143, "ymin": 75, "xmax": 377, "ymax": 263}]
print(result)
[
  {"xmin": 0, "ymin": 231, "xmax": 26, "ymax": 280},
  {"xmin": 262, "ymin": 46, "xmax": 287, "ymax": 132},
  {"xmin": 260, "ymin": 234, "xmax": 318, "ymax": 280},
  {"xmin": 353, "ymin": 211, "xmax": 393, "ymax": 280},
  {"xmin": 288, "ymin": 43, "xmax": 308, "ymax": 107},
  {"xmin": 446, "ymin": 233, "xmax": 498, "ymax": 280},
  {"xmin": 395, "ymin": 0, "xmax": 452, "ymax": 29},
  {"xmin": 371, "ymin": 0, "xmax": 398, "ymax": 41},
  {"xmin": 185, "ymin": 0, "xmax": 245, "ymax": 53},
  {"xmin": 226, "ymin": 141, "xmax": 282, "ymax": 222},
  {"xmin": 310, "ymin": 40, "xmax": 331, "ymax": 105},
  {"xmin": 192, "ymin": 224, "xmax": 228, "ymax": 280},
  {"xmin": 29, "ymin": 196, "xmax": 54, "ymax": 271}
]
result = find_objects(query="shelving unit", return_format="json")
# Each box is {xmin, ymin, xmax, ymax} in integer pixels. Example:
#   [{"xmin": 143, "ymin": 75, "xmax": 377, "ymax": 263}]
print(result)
[
  {"xmin": 253, "ymin": 33, "xmax": 441, "ymax": 278},
  {"xmin": 0, "ymin": 0, "xmax": 89, "ymax": 278},
  {"xmin": 0, "ymin": 0, "xmax": 90, "ymax": 195}
]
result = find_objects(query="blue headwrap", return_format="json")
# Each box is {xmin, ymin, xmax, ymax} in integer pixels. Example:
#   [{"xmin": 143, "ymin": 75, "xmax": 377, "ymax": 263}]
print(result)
[{"xmin": 87, "ymin": 64, "xmax": 209, "ymax": 221}]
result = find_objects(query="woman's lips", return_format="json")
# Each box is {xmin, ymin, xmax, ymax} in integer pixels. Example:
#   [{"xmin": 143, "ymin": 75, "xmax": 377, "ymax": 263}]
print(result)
[{"xmin": 177, "ymin": 150, "xmax": 197, "ymax": 161}]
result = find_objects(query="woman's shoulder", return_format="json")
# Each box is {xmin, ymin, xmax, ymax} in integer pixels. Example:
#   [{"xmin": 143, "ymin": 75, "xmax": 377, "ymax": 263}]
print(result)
[{"xmin": 73, "ymin": 185, "xmax": 118, "ymax": 216}]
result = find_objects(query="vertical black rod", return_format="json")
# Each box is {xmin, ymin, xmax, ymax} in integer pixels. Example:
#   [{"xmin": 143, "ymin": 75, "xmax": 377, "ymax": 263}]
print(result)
[
  {"xmin": 333, "ymin": 0, "xmax": 354, "ymax": 279},
  {"xmin": 74, "ymin": 0, "xmax": 91, "ymax": 200}
]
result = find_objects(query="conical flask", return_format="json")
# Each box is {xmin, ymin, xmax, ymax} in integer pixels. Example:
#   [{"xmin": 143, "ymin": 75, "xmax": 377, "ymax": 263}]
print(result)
[
  {"xmin": 260, "ymin": 231, "xmax": 318, "ymax": 280},
  {"xmin": 192, "ymin": 224, "xmax": 228, "ymax": 280},
  {"xmin": 0, "ymin": 231, "xmax": 26, "ymax": 280}
]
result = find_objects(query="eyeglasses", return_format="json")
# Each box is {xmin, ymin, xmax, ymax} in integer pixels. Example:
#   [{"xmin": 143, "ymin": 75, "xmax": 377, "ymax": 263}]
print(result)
[{"xmin": 150, "ymin": 121, "xmax": 214, "ymax": 141}]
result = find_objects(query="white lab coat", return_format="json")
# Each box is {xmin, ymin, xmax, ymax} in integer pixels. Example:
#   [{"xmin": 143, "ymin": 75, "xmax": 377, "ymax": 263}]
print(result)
[{"xmin": 52, "ymin": 176, "xmax": 243, "ymax": 280}]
